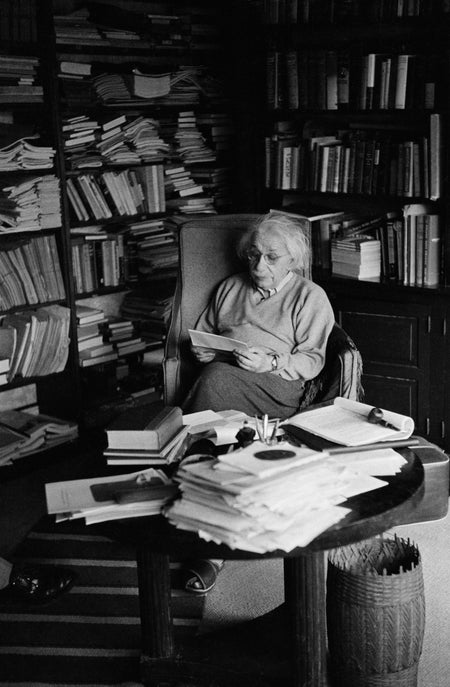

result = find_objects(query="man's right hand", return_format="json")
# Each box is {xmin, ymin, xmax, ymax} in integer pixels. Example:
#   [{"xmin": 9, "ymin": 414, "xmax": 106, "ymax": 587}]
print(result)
[{"xmin": 191, "ymin": 345, "xmax": 216, "ymax": 363}]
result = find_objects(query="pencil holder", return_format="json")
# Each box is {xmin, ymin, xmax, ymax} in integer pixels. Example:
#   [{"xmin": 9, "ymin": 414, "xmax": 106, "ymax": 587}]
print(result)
[{"xmin": 326, "ymin": 535, "xmax": 425, "ymax": 687}]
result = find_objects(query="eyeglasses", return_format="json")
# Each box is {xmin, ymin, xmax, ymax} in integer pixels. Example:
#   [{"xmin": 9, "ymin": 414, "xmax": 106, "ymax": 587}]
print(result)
[{"xmin": 245, "ymin": 251, "xmax": 289, "ymax": 266}]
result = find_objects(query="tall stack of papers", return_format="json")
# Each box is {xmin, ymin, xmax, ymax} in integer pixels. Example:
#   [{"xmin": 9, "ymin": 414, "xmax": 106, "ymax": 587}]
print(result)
[{"xmin": 165, "ymin": 441, "xmax": 391, "ymax": 553}]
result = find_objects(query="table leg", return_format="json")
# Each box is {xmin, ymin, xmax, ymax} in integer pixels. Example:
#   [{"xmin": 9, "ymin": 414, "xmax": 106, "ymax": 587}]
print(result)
[
  {"xmin": 284, "ymin": 552, "xmax": 328, "ymax": 687},
  {"xmin": 136, "ymin": 545, "xmax": 174, "ymax": 659}
]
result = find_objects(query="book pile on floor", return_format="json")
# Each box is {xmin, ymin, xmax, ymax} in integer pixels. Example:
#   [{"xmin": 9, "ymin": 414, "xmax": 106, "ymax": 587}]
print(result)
[
  {"xmin": 165, "ymin": 439, "xmax": 398, "ymax": 553},
  {"xmin": 45, "ymin": 467, "xmax": 178, "ymax": 525},
  {"xmin": 0, "ymin": 409, "xmax": 78, "ymax": 467},
  {"xmin": 103, "ymin": 402, "xmax": 189, "ymax": 466}
]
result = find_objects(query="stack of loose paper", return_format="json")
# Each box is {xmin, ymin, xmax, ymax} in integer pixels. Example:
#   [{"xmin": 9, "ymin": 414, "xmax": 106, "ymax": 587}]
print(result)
[
  {"xmin": 46, "ymin": 468, "xmax": 178, "ymax": 525},
  {"xmin": 165, "ymin": 440, "xmax": 392, "ymax": 553}
]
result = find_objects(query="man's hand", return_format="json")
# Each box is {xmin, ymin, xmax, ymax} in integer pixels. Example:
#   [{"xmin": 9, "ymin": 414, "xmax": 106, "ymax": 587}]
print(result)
[
  {"xmin": 191, "ymin": 345, "xmax": 216, "ymax": 363},
  {"xmin": 233, "ymin": 346, "xmax": 272, "ymax": 373}
]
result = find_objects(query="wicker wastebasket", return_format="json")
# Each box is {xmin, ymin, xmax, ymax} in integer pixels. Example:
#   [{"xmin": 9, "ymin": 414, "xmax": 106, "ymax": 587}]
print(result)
[{"xmin": 327, "ymin": 535, "xmax": 425, "ymax": 687}]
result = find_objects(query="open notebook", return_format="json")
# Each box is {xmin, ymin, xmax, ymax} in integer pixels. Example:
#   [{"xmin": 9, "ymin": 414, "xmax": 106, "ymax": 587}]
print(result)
[{"xmin": 284, "ymin": 397, "xmax": 414, "ymax": 447}]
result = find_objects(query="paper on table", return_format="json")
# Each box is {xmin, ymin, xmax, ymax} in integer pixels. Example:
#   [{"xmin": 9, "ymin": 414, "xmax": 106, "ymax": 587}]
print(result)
[
  {"xmin": 45, "ymin": 468, "xmax": 167, "ymax": 514},
  {"xmin": 188, "ymin": 329, "xmax": 249, "ymax": 353},
  {"xmin": 332, "ymin": 448, "xmax": 407, "ymax": 476},
  {"xmin": 286, "ymin": 397, "xmax": 414, "ymax": 446}
]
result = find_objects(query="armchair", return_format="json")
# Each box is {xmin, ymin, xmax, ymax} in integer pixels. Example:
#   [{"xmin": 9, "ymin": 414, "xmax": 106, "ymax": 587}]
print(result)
[{"xmin": 163, "ymin": 213, "xmax": 363, "ymax": 410}]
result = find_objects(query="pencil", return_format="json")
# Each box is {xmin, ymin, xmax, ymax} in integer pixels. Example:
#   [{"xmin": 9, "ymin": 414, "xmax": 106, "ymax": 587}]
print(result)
[
  {"xmin": 254, "ymin": 415, "xmax": 264, "ymax": 442},
  {"xmin": 326, "ymin": 437, "xmax": 420, "ymax": 456}
]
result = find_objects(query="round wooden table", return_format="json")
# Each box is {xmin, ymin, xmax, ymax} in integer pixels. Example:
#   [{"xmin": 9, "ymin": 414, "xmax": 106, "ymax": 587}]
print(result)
[{"xmin": 98, "ymin": 446, "xmax": 424, "ymax": 687}]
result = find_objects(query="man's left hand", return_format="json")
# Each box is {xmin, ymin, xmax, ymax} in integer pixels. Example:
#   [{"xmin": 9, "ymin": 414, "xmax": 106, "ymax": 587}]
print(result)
[{"xmin": 233, "ymin": 347, "xmax": 273, "ymax": 373}]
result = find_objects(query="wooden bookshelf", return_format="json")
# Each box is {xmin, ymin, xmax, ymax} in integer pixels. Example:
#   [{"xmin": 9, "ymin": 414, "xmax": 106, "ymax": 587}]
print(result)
[{"xmin": 257, "ymin": 0, "xmax": 450, "ymax": 450}]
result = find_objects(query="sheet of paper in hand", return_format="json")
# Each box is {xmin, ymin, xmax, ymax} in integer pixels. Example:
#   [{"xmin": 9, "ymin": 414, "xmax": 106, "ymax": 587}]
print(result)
[
  {"xmin": 188, "ymin": 329, "xmax": 249, "ymax": 353},
  {"xmin": 286, "ymin": 397, "xmax": 414, "ymax": 446}
]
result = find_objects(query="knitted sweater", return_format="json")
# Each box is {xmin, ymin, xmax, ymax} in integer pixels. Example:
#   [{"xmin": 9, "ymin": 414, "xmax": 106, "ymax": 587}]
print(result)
[{"xmin": 195, "ymin": 271, "xmax": 335, "ymax": 381}]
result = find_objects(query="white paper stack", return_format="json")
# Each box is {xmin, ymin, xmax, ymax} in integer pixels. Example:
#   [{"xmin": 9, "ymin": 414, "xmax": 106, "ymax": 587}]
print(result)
[{"xmin": 165, "ymin": 441, "xmax": 390, "ymax": 553}]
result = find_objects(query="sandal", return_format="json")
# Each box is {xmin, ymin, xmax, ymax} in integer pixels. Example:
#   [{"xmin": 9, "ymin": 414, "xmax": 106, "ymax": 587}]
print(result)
[{"xmin": 181, "ymin": 558, "xmax": 223, "ymax": 594}]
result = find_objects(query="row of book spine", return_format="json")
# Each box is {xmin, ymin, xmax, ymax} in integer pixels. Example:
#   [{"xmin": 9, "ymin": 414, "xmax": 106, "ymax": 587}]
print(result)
[
  {"xmin": 266, "ymin": 50, "xmax": 437, "ymax": 111},
  {"xmin": 1, "ymin": 304, "xmax": 71, "ymax": 382},
  {"xmin": 265, "ymin": 116, "xmax": 442, "ymax": 200},
  {"xmin": 0, "ymin": 235, "xmax": 65, "ymax": 311},
  {"xmin": 71, "ymin": 234, "xmax": 126, "ymax": 293},
  {"xmin": 263, "ymin": 0, "xmax": 449, "ymax": 24},
  {"xmin": 66, "ymin": 165, "xmax": 165, "ymax": 223},
  {"xmin": 315, "ymin": 207, "xmax": 441, "ymax": 287}
]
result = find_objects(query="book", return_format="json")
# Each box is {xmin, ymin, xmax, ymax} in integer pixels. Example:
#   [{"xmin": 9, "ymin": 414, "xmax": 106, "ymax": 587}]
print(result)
[
  {"xmin": 45, "ymin": 467, "xmax": 177, "ymax": 524},
  {"xmin": 105, "ymin": 402, "xmax": 183, "ymax": 451},
  {"xmin": 104, "ymin": 425, "xmax": 189, "ymax": 466},
  {"xmin": 285, "ymin": 397, "xmax": 415, "ymax": 446}
]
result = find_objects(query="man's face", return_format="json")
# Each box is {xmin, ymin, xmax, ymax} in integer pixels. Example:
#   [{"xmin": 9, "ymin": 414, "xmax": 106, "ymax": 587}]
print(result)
[{"xmin": 246, "ymin": 231, "xmax": 294, "ymax": 290}]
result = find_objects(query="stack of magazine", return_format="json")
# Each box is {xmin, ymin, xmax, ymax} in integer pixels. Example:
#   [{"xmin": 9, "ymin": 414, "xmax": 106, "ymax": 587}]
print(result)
[{"xmin": 46, "ymin": 467, "xmax": 178, "ymax": 525}]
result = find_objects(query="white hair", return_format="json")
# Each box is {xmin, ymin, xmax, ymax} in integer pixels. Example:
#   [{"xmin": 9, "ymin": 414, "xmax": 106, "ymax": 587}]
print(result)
[{"xmin": 236, "ymin": 211, "xmax": 310, "ymax": 270}]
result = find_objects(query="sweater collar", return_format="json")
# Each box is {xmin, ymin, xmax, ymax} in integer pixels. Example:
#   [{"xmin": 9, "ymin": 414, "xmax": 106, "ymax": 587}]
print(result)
[{"xmin": 255, "ymin": 270, "xmax": 294, "ymax": 300}]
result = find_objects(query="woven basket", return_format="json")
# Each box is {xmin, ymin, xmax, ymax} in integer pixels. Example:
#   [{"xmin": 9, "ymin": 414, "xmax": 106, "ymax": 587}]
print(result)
[{"xmin": 327, "ymin": 535, "xmax": 425, "ymax": 687}]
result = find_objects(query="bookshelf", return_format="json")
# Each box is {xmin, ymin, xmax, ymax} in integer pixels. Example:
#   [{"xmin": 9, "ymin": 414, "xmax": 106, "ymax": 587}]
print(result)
[
  {"xmin": 0, "ymin": 0, "xmax": 81, "ymax": 470},
  {"xmin": 40, "ymin": 0, "xmax": 240, "ymax": 428},
  {"xmin": 258, "ymin": 1, "xmax": 450, "ymax": 449}
]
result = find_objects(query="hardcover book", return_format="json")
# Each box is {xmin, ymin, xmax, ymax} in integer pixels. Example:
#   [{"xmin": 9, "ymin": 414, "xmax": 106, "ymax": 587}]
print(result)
[{"xmin": 106, "ymin": 402, "xmax": 183, "ymax": 451}]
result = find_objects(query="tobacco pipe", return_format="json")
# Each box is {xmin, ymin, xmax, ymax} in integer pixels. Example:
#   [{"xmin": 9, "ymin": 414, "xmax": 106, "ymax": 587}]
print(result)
[{"xmin": 367, "ymin": 407, "xmax": 398, "ymax": 431}]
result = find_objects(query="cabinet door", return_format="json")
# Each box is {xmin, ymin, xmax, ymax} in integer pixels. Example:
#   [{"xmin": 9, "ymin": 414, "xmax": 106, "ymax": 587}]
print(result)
[{"xmin": 332, "ymin": 298, "xmax": 432, "ymax": 439}]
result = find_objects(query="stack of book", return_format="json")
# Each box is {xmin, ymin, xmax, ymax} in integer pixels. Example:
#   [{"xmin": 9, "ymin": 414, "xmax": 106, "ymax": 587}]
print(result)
[
  {"xmin": 1, "ymin": 305, "xmax": 71, "ymax": 380},
  {"xmin": 76, "ymin": 304, "xmax": 117, "ymax": 368},
  {"xmin": 134, "ymin": 221, "xmax": 178, "ymax": 280},
  {"xmin": 62, "ymin": 114, "xmax": 101, "ymax": 169},
  {"xmin": 121, "ymin": 288, "xmax": 174, "ymax": 348},
  {"xmin": 0, "ymin": 409, "xmax": 78, "ymax": 468},
  {"xmin": 0, "ymin": 134, "xmax": 56, "ymax": 171},
  {"xmin": 0, "ymin": 54, "xmax": 43, "ymax": 103},
  {"xmin": 102, "ymin": 317, "xmax": 147, "ymax": 358},
  {"xmin": 0, "ymin": 174, "xmax": 61, "ymax": 231},
  {"xmin": 123, "ymin": 218, "xmax": 164, "ymax": 279},
  {"xmin": 190, "ymin": 164, "xmax": 232, "ymax": 211},
  {"xmin": 54, "ymin": 8, "xmax": 104, "ymax": 45},
  {"xmin": 103, "ymin": 115, "xmax": 169, "ymax": 165},
  {"xmin": 331, "ymin": 236, "xmax": 381, "ymax": 281},
  {"xmin": 196, "ymin": 113, "xmax": 235, "ymax": 154},
  {"xmin": 174, "ymin": 110, "xmax": 216, "ymax": 165},
  {"xmin": 103, "ymin": 403, "xmax": 188, "ymax": 466},
  {"xmin": 46, "ymin": 467, "xmax": 178, "ymax": 525}
]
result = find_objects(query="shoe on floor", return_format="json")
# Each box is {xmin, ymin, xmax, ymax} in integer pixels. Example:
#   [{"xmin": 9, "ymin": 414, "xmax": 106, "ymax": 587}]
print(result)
[
  {"xmin": 0, "ymin": 564, "xmax": 76, "ymax": 606},
  {"xmin": 181, "ymin": 558, "xmax": 224, "ymax": 594}
]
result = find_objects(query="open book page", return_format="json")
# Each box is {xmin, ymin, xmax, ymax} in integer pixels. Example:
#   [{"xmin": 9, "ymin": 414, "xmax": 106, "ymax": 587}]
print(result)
[
  {"xmin": 188, "ymin": 329, "xmax": 249, "ymax": 353},
  {"xmin": 286, "ymin": 397, "xmax": 414, "ymax": 446}
]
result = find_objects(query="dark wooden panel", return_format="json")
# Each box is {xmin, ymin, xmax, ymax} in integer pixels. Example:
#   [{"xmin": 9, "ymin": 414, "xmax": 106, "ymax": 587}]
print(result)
[
  {"xmin": 340, "ymin": 312, "xmax": 418, "ymax": 368},
  {"xmin": 362, "ymin": 374, "xmax": 418, "ymax": 425}
]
